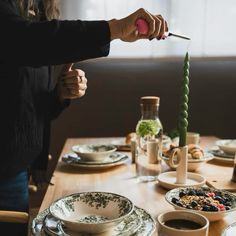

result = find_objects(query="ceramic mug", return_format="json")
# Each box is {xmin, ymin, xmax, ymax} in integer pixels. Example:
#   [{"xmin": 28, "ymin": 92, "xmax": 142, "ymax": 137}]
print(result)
[
  {"xmin": 157, "ymin": 210, "xmax": 209, "ymax": 236},
  {"xmin": 186, "ymin": 132, "xmax": 200, "ymax": 145}
]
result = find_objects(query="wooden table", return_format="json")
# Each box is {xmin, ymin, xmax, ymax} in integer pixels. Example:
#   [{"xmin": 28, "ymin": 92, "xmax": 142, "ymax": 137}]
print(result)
[{"xmin": 39, "ymin": 136, "xmax": 236, "ymax": 236}]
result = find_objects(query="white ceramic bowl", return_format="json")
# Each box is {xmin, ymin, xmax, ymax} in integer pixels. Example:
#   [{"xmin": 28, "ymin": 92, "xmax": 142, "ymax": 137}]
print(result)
[
  {"xmin": 162, "ymin": 152, "xmax": 213, "ymax": 172},
  {"xmin": 72, "ymin": 144, "xmax": 117, "ymax": 162},
  {"xmin": 216, "ymin": 139, "xmax": 236, "ymax": 155},
  {"xmin": 49, "ymin": 192, "xmax": 134, "ymax": 234},
  {"xmin": 165, "ymin": 187, "xmax": 236, "ymax": 222}
]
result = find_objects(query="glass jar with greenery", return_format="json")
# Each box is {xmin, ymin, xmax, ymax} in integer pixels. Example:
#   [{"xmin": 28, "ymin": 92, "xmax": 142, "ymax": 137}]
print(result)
[{"xmin": 135, "ymin": 96, "xmax": 163, "ymax": 181}]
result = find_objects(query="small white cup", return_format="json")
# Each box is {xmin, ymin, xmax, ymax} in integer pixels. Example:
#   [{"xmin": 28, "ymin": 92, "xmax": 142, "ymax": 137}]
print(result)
[
  {"xmin": 157, "ymin": 210, "xmax": 209, "ymax": 236},
  {"xmin": 186, "ymin": 132, "xmax": 200, "ymax": 145}
]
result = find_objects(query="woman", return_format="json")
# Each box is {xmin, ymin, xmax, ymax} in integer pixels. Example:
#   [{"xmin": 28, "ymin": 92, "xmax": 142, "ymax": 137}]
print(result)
[{"xmin": 0, "ymin": 0, "xmax": 167, "ymax": 235}]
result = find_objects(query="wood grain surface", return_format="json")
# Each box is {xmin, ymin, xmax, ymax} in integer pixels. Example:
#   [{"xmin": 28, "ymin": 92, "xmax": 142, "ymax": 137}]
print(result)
[{"xmin": 39, "ymin": 136, "xmax": 236, "ymax": 236}]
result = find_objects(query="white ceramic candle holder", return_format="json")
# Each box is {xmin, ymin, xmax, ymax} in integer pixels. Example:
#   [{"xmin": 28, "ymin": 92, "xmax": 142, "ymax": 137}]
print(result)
[
  {"xmin": 168, "ymin": 145, "xmax": 188, "ymax": 184},
  {"xmin": 157, "ymin": 146, "xmax": 206, "ymax": 190}
]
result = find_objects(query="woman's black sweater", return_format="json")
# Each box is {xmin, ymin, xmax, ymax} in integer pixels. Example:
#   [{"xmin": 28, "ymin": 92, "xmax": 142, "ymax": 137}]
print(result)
[{"xmin": 0, "ymin": 0, "xmax": 111, "ymax": 180}]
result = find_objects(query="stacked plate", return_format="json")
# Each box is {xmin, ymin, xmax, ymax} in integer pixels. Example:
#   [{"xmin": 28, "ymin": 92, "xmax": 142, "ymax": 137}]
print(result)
[
  {"xmin": 31, "ymin": 192, "xmax": 156, "ymax": 236},
  {"xmin": 209, "ymin": 139, "xmax": 236, "ymax": 163},
  {"xmin": 62, "ymin": 144, "xmax": 129, "ymax": 169}
]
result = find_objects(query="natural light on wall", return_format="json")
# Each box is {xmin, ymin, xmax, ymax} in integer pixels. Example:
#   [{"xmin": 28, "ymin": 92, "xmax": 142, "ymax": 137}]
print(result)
[{"xmin": 60, "ymin": 0, "xmax": 236, "ymax": 58}]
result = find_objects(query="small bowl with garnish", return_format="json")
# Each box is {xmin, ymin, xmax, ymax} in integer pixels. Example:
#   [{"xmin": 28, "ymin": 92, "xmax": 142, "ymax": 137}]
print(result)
[
  {"xmin": 72, "ymin": 144, "xmax": 117, "ymax": 162},
  {"xmin": 165, "ymin": 187, "xmax": 236, "ymax": 221}
]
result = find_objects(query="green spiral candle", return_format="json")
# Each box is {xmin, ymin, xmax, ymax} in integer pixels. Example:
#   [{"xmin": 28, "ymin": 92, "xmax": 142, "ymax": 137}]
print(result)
[{"xmin": 178, "ymin": 52, "xmax": 190, "ymax": 147}]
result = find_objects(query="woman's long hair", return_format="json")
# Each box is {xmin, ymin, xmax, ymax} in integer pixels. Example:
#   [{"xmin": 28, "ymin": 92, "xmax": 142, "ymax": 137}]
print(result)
[{"xmin": 17, "ymin": 0, "xmax": 60, "ymax": 20}]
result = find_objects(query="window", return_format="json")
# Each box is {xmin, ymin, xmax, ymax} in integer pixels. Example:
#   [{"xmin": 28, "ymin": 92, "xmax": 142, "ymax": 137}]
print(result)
[{"xmin": 60, "ymin": 0, "xmax": 236, "ymax": 57}]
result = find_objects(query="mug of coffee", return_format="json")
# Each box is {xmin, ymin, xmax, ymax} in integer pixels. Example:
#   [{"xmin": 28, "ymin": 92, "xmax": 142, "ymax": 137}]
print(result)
[{"xmin": 157, "ymin": 210, "xmax": 209, "ymax": 236}]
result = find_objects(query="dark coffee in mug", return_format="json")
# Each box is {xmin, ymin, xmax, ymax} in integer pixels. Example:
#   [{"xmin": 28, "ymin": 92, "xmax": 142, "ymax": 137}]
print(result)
[{"xmin": 164, "ymin": 219, "xmax": 202, "ymax": 230}]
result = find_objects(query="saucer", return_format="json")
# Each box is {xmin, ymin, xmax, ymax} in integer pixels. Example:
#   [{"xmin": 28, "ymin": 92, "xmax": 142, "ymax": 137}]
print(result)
[
  {"xmin": 222, "ymin": 222, "xmax": 236, "ymax": 236},
  {"xmin": 62, "ymin": 153, "xmax": 129, "ymax": 169},
  {"xmin": 63, "ymin": 152, "xmax": 126, "ymax": 165},
  {"xmin": 216, "ymin": 139, "xmax": 236, "ymax": 155},
  {"xmin": 209, "ymin": 149, "xmax": 234, "ymax": 163},
  {"xmin": 31, "ymin": 206, "xmax": 156, "ymax": 236},
  {"xmin": 158, "ymin": 171, "xmax": 206, "ymax": 190}
]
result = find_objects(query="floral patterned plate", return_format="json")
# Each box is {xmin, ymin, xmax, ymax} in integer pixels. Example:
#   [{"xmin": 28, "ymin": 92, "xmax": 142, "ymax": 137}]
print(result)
[
  {"xmin": 62, "ymin": 152, "xmax": 126, "ymax": 165},
  {"xmin": 31, "ymin": 206, "xmax": 156, "ymax": 236},
  {"xmin": 62, "ymin": 153, "xmax": 129, "ymax": 169},
  {"xmin": 209, "ymin": 149, "xmax": 234, "ymax": 163}
]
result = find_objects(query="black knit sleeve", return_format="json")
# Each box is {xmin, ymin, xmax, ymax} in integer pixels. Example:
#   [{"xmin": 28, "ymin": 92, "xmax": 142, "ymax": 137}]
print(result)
[
  {"xmin": 0, "ymin": 1, "xmax": 111, "ymax": 67},
  {"xmin": 48, "ymin": 85, "xmax": 71, "ymax": 120}
]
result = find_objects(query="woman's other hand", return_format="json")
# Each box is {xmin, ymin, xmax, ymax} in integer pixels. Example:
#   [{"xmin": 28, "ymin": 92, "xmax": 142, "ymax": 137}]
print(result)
[
  {"xmin": 108, "ymin": 8, "xmax": 168, "ymax": 42},
  {"xmin": 57, "ymin": 63, "xmax": 87, "ymax": 101}
]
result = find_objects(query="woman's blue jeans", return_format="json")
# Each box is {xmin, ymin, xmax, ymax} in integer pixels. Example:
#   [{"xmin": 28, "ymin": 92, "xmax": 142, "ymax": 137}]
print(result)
[{"xmin": 0, "ymin": 171, "xmax": 29, "ymax": 236}]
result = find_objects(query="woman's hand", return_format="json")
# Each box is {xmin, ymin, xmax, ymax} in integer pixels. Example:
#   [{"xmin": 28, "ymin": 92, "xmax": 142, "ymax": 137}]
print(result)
[
  {"xmin": 57, "ymin": 63, "xmax": 87, "ymax": 101},
  {"xmin": 108, "ymin": 8, "xmax": 168, "ymax": 42}
]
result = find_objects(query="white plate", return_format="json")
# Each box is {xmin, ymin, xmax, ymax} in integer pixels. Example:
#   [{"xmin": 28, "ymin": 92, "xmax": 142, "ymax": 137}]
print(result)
[
  {"xmin": 157, "ymin": 171, "xmax": 206, "ymax": 190},
  {"xmin": 213, "ymin": 156, "xmax": 234, "ymax": 164},
  {"xmin": 31, "ymin": 206, "xmax": 156, "ymax": 236},
  {"xmin": 62, "ymin": 152, "xmax": 126, "ymax": 165},
  {"xmin": 222, "ymin": 222, "xmax": 236, "ymax": 236},
  {"xmin": 62, "ymin": 153, "xmax": 129, "ymax": 169},
  {"xmin": 209, "ymin": 149, "xmax": 235, "ymax": 163},
  {"xmin": 216, "ymin": 139, "xmax": 236, "ymax": 155}
]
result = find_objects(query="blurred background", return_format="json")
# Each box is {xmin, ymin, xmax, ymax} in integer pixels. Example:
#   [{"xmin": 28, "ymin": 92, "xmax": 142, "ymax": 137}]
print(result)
[{"xmin": 60, "ymin": 0, "xmax": 236, "ymax": 58}]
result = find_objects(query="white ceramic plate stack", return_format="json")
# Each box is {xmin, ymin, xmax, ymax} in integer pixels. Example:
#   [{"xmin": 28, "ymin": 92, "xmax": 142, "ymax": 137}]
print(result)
[
  {"xmin": 210, "ymin": 139, "xmax": 236, "ymax": 163},
  {"xmin": 62, "ymin": 144, "xmax": 129, "ymax": 169},
  {"xmin": 31, "ymin": 192, "xmax": 156, "ymax": 236}
]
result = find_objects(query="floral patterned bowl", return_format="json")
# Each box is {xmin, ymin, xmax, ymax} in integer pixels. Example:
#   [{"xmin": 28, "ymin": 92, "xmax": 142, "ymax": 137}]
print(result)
[
  {"xmin": 49, "ymin": 192, "xmax": 134, "ymax": 234},
  {"xmin": 72, "ymin": 144, "xmax": 117, "ymax": 162}
]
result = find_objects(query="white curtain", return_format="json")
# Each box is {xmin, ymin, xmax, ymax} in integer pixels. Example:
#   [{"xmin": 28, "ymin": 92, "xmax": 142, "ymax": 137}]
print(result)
[{"xmin": 60, "ymin": 0, "xmax": 236, "ymax": 58}]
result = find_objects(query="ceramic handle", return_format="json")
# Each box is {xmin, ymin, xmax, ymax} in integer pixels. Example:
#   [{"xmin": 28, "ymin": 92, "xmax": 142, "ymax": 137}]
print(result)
[
  {"xmin": 168, "ymin": 148, "xmax": 181, "ymax": 168},
  {"xmin": 168, "ymin": 146, "xmax": 188, "ymax": 184}
]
